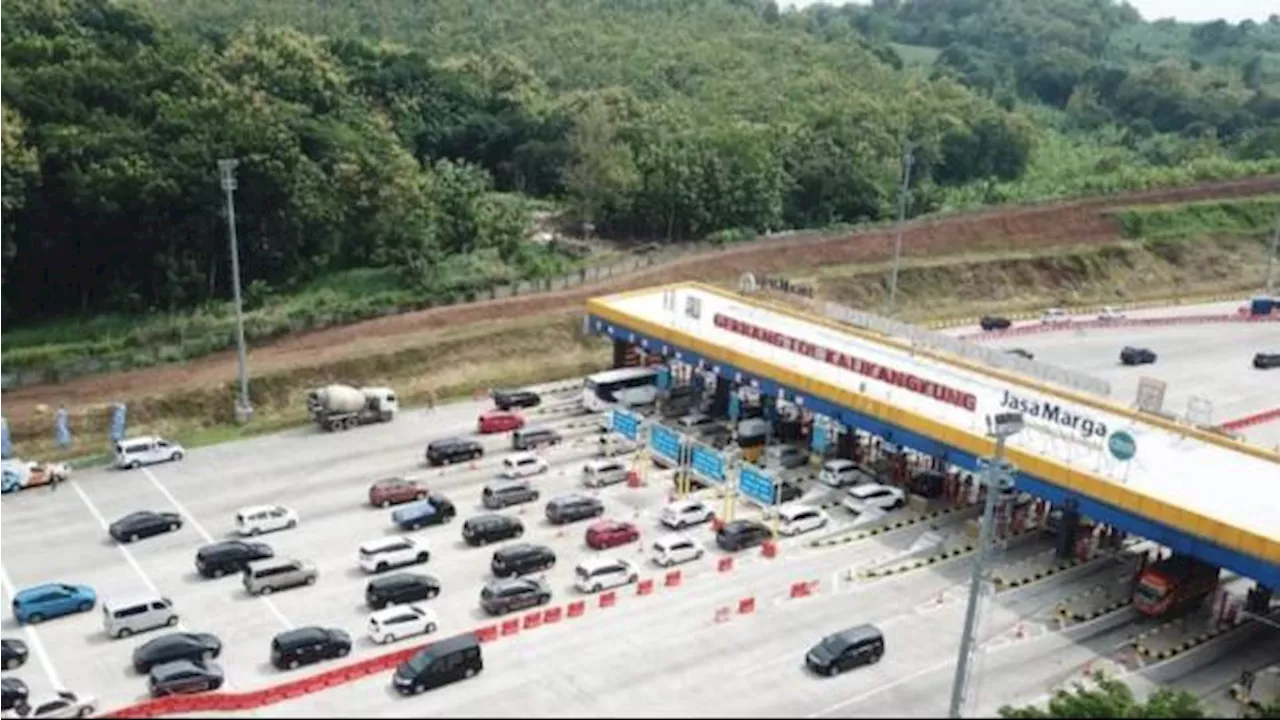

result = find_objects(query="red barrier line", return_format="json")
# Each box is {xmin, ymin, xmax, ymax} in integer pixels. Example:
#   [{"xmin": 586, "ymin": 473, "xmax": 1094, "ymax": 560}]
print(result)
[{"xmin": 1218, "ymin": 408, "xmax": 1280, "ymax": 432}]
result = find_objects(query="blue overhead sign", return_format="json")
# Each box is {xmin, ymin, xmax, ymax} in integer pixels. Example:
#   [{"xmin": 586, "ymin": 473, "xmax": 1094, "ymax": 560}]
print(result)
[
  {"xmin": 811, "ymin": 422, "xmax": 828, "ymax": 453},
  {"xmin": 690, "ymin": 443, "xmax": 726, "ymax": 484},
  {"xmin": 738, "ymin": 464, "xmax": 776, "ymax": 506},
  {"xmin": 610, "ymin": 408, "xmax": 641, "ymax": 442},
  {"xmin": 649, "ymin": 424, "xmax": 682, "ymax": 463}
]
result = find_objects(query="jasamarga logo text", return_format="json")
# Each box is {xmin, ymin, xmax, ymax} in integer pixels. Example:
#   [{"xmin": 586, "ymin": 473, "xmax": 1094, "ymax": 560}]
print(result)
[{"xmin": 1000, "ymin": 390, "xmax": 1108, "ymax": 439}]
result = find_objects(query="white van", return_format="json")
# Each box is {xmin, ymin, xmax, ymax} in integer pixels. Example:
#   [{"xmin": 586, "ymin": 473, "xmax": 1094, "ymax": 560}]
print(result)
[
  {"xmin": 582, "ymin": 459, "xmax": 629, "ymax": 488},
  {"xmin": 103, "ymin": 595, "xmax": 178, "ymax": 639},
  {"xmin": 574, "ymin": 557, "xmax": 638, "ymax": 593},
  {"xmin": 235, "ymin": 505, "xmax": 299, "ymax": 536},
  {"xmin": 114, "ymin": 436, "xmax": 185, "ymax": 470},
  {"xmin": 777, "ymin": 506, "xmax": 829, "ymax": 537}
]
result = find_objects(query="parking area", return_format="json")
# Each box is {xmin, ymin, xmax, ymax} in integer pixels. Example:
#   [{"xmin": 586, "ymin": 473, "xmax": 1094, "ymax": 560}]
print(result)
[{"xmin": 1, "ymin": 382, "xmax": 942, "ymax": 714}]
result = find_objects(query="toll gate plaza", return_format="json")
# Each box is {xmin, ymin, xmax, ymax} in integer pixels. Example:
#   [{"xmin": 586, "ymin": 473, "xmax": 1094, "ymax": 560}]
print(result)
[{"xmin": 584, "ymin": 282, "xmax": 1280, "ymax": 590}]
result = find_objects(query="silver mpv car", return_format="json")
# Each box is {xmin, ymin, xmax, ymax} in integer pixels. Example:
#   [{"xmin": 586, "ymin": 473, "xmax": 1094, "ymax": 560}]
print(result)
[{"xmin": 243, "ymin": 558, "xmax": 317, "ymax": 596}]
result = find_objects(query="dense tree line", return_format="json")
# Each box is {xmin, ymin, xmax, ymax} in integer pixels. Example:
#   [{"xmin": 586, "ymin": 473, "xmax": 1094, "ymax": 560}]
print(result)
[
  {"xmin": 3, "ymin": 0, "xmax": 1275, "ymax": 325},
  {"xmin": 820, "ymin": 0, "xmax": 1280, "ymax": 157}
]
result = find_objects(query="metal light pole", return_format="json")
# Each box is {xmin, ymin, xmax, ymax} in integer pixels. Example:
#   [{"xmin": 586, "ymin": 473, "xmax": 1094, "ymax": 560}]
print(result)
[
  {"xmin": 948, "ymin": 411, "xmax": 1025, "ymax": 719},
  {"xmin": 218, "ymin": 158, "xmax": 253, "ymax": 424},
  {"xmin": 885, "ymin": 143, "xmax": 915, "ymax": 316},
  {"xmin": 1265, "ymin": 213, "xmax": 1279, "ymax": 296}
]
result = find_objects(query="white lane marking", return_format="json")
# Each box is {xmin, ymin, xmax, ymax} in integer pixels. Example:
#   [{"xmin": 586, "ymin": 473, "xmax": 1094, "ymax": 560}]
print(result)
[
  {"xmin": 140, "ymin": 469, "xmax": 294, "ymax": 631},
  {"xmin": 0, "ymin": 565, "xmax": 64, "ymax": 690},
  {"xmin": 69, "ymin": 480, "xmax": 160, "ymax": 597},
  {"xmin": 141, "ymin": 468, "xmax": 215, "ymax": 542}
]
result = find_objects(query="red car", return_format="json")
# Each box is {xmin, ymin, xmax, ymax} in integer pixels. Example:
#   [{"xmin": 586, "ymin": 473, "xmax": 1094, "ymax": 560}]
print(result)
[
  {"xmin": 585, "ymin": 520, "xmax": 641, "ymax": 550},
  {"xmin": 478, "ymin": 410, "xmax": 525, "ymax": 434},
  {"xmin": 368, "ymin": 477, "xmax": 428, "ymax": 507}
]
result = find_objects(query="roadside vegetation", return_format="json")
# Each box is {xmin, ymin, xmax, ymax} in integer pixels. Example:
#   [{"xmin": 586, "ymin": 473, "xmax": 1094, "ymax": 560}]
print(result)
[
  {"xmin": 3, "ymin": 0, "xmax": 1280, "ymax": 374},
  {"xmin": 999, "ymin": 671, "xmax": 1279, "ymax": 718}
]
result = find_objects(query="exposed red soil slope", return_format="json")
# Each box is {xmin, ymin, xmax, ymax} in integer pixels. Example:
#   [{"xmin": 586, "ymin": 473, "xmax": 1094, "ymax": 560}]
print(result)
[{"xmin": 5, "ymin": 175, "xmax": 1277, "ymax": 418}]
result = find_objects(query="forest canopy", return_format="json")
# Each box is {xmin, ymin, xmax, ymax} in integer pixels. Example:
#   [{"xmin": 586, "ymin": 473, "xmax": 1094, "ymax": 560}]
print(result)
[{"xmin": 2, "ymin": 0, "xmax": 1277, "ymax": 323}]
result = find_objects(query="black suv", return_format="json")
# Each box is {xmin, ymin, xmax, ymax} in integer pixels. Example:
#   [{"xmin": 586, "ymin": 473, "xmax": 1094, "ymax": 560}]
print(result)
[
  {"xmin": 492, "ymin": 389, "xmax": 542, "ymax": 411},
  {"xmin": 544, "ymin": 495, "xmax": 605, "ymax": 525},
  {"xmin": 195, "ymin": 540, "xmax": 274, "ymax": 579},
  {"xmin": 716, "ymin": 520, "xmax": 772, "ymax": 552},
  {"xmin": 1120, "ymin": 346, "xmax": 1157, "ymax": 365},
  {"xmin": 2, "ymin": 639, "xmax": 28, "ymax": 671},
  {"xmin": 425, "ymin": 438, "xmax": 484, "ymax": 467},
  {"xmin": 1254, "ymin": 352, "xmax": 1280, "ymax": 369},
  {"xmin": 777, "ymin": 481, "xmax": 804, "ymax": 504},
  {"xmin": 366, "ymin": 572, "xmax": 442, "ymax": 610},
  {"xmin": 490, "ymin": 544, "xmax": 556, "ymax": 578},
  {"xmin": 270, "ymin": 626, "xmax": 352, "ymax": 670},
  {"xmin": 980, "ymin": 316, "xmax": 1012, "ymax": 331},
  {"xmin": 479, "ymin": 577, "xmax": 551, "ymax": 616},
  {"xmin": 462, "ymin": 514, "xmax": 524, "ymax": 547}
]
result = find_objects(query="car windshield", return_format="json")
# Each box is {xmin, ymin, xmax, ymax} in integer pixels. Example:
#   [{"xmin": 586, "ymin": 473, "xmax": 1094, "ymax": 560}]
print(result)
[
  {"xmin": 821, "ymin": 636, "xmax": 850, "ymax": 653},
  {"xmin": 405, "ymin": 651, "xmax": 432, "ymax": 675}
]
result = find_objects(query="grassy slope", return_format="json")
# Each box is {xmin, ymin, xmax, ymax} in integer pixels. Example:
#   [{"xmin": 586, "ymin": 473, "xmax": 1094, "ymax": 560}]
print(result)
[{"xmin": 12, "ymin": 223, "xmax": 1270, "ymax": 463}]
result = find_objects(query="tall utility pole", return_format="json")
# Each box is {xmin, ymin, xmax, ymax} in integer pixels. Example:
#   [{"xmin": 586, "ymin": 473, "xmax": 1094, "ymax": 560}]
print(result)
[
  {"xmin": 1265, "ymin": 212, "xmax": 1279, "ymax": 296},
  {"xmin": 948, "ymin": 412, "xmax": 1025, "ymax": 719},
  {"xmin": 885, "ymin": 143, "xmax": 916, "ymax": 316},
  {"xmin": 218, "ymin": 159, "xmax": 253, "ymax": 424}
]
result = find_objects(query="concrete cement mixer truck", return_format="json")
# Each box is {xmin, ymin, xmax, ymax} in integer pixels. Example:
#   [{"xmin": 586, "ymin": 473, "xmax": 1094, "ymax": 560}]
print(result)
[{"xmin": 307, "ymin": 384, "xmax": 399, "ymax": 432}]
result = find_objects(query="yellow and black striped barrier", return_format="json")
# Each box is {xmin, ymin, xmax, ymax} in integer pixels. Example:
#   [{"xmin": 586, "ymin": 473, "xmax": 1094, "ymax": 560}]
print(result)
[
  {"xmin": 808, "ymin": 505, "xmax": 965, "ymax": 548},
  {"xmin": 1133, "ymin": 621, "xmax": 1237, "ymax": 660},
  {"xmin": 1059, "ymin": 597, "xmax": 1134, "ymax": 623},
  {"xmin": 993, "ymin": 556, "xmax": 1086, "ymax": 590},
  {"xmin": 858, "ymin": 543, "xmax": 978, "ymax": 578}
]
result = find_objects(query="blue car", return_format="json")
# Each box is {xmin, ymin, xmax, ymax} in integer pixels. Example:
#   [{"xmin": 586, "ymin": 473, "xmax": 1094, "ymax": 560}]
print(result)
[
  {"xmin": 12, "ymin": 583, "xmax": 97, "ymax": 624},
  {"xmin": 390, "ymin": 496, "xmax": 456, "ymax": 531}
]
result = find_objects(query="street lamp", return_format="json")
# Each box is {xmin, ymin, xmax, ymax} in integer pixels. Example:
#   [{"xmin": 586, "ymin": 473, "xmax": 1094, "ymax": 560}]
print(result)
[
  {"xmin": 948, "ymin": 411, "xmax": 1025, "ymax": 718},
  {"xmin": 885, "ymin": 143, "xmax": 915, "ymax": 317},
  {"xmin": 218, "ymin": 158, "xmax": 253, "ymax": 424}
]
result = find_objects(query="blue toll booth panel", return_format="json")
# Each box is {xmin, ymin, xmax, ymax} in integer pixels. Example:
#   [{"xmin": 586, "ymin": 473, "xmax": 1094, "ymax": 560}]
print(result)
[
  {"xmin": 738, "ymin": 464, "xmax": 776, "ymax": 506},
  {"xmin": 811, "ymin": 423, "xmax": 828, "ymax": 453},
  {"xmin": 690, "ymin": 443, "xmax": 726, "ymax": 485},
  {"xmin": 611, "ymin": 408, "xmax": 641, "ymax": 442},
  {"xmin": 650, "ymin": 424, "xmax": 683, "ymax": 464}
]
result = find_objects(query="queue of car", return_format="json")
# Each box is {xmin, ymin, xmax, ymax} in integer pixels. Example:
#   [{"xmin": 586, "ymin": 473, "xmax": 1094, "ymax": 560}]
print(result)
[{"xmin": 3, "ymin": 384, "xmax": 915, "ymax": 708}]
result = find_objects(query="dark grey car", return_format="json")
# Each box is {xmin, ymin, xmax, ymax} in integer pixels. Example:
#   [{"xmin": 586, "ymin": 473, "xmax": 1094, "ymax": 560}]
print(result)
[
  {"xmin": 132, "ymin": 632, "xmax": 222, "ymax": 674},
  {"xmin": 148, "ymin": 658, "xmax": 224, "ymax": 697},
  {"xmin": 479, "ymin": 577, "xmax": 551, "ymax": 616}
]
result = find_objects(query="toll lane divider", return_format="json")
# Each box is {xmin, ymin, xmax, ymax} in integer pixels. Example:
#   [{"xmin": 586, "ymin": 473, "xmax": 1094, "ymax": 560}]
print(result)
[
  {"xmin": 808, "ymin": 504, "xmax": 974, "ymax": 548},
  {"xmin": 1219, "ymin": 408, "xmax": 1280, "ymax": 432},
  {"xmin": 922, "ymin": 291, "xmax": 1249, "ymax": 331},
  {"xmin": 1062, "ymin": 596, "xmax": 1133, "ymax": 623},
  {"xmin": 1133, "ymin": 616, "xmax": 1247, "ymax": 660},
  {"xmin": 101, "ymin": 569, "xmax": 688, "ymax": 718}
]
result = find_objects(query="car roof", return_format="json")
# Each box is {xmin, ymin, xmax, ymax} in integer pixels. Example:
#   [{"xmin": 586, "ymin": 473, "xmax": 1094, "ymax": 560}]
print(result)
[
  {"xmin": 150, "ymin": 658, "xmax": 202, "ymax": 676},
  {"xmin": 374, "ymin": 476, "xmax": 416, "ymax": 486},
  {"xmin": 778, "ymin": 504, "xmax": 819, "ymax": 519},
  {"xmin": 104, "ymin": 594, "xmax": 166, "ymax": 609},
  {"xmin": 370, "ymin": 572, "xmax": 428, "ymax": 588},
  {"xmin": 275, "ymin": 626, "xmax": 330, "ymax": 645},
  {"xmin": 247, "ymin": 556, "xmax": 301, "ymax": 570},
  {"xmin": 505, "ymin": 451, "xmax": 541, "ymax": 462},
  {"xmin": 469, "ymin": 513, "xmax": 516, "ymax": 525},
  {"xmin": 360, "ymin": 536, "xmax": 415, "ymax": 552},
  {"xmin": 490, "ymin": 576, "xmax": 539, "ymax": 591},
  {"xmin": 119, "ymin": 435, "xmax": 161, "ymax": 445},
  {"xmin": 577, "ymin": 555, "xmax": 629, "ymax": 571},
  {"xmin": 370, "ymin": 604, "xmax": 425, "ymax": 620},
  {"xmin": 724, "ymin": 519, "xmax": 764, "ymax": 531},
  {"xmin": 824, "ymin": 458, "xmax": 856, "ymax": 469},
  {"xmin": 849, "ymin": 483, "xmax": 892, "ymax": 496},
  {"xmin": 654, "ymin": 532, "xmax": 695, "ymax": 546},
  {"xmin": 238, "ymin": 504, "xmax": 287, "ymax": 514},
  {"xmin": 834, "ymin": 623, "xmax": 883, "ymax": 644},
  {"xmin": 16, "ymin": 583, "xmax": 78, "ymax": 598},
  {"xmin": 667, "ymin": 499, "xmax": 705, "ymax": 510}
]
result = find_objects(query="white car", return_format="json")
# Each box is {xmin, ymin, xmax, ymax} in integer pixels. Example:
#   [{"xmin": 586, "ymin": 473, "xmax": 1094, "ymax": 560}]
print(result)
[
  {"xmin": 777, "ymin": 506, "xmax": 830, "ymax": 536},
  {"xmin": 650, "ymin": 534, "xmax": 706, "ymax": 567},
  {"xmin": 1097, "ymin": 306, "xmax": 1125, "ymax": 322},
  {"xmin": 660, "ymin": 499, "xmax": 714, "ymax": 530},
  {"xmin": 597, "ymin": 433, "xmax": 638, "ymax": 457},
  {"xmin": 113, "ymin": 436, "xmax": 185, "ymax": 470},
  {"xmin": 582, "ymin": 458, "xmax": 630, "ymax": 488},
  {"xmin": 358, "ymin": 536, "xmax": 431, "ymax": 574},
  {"xmin": 842, "ymin": 483, "xmax": 906, "ymax": 514},
  {"xmin": 234, "ymin": 505, "xmax": 298, "ymax": 536},
  {"xmin": 366, "ymin": 604, "xmax": 438, "ymax": 645},
  {"xmin": 500, "ymin": 452, "xmax": 549, "ymax": 479},
  {"xmin": 818, "ymin": 459, "xmax": 860, "ymax": 488},
  {"xmin": 12, "ymin": 691, "xmax": 97, "ymax": 719},
  {"xmin": 1040, "ymin": 308, "xmax": 1070, "ymax": 325},
  {"xmin": 574, "ymin": 557, "xmax": 639, "ymax": 593}
]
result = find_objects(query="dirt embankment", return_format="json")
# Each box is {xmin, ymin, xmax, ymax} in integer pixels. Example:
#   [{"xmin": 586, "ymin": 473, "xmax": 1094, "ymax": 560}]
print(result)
[{"xmin": 5, "ymin": 175, "xmax": 1278, "ymax": 425}]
